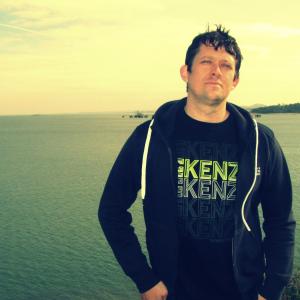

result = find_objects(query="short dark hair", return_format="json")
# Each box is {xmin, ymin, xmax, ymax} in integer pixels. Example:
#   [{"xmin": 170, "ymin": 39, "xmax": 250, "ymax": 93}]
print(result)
[{"xmin": 185, "ymin": 25, "xmax": 243, "ymax": 79}]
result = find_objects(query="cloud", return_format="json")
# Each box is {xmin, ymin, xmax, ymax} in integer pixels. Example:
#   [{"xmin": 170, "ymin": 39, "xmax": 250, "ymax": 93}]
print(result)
[
  {"xmin": 0, "ymin": 3, "xmax": 79, "ymax": 31},
  {"xmin": 241, "ymin": 44, "xmax": 270, "ymax": 57},
  {"xmin": 0, "ymin": 0, "xmax": 166, "ymax": 31},
  {"xmin": 0, "ymin": 22, "xmax": 43, "ymax": 34},
  {"xmin": 239, "ymin": 23, "xmax": 300, "ymax": 37}
]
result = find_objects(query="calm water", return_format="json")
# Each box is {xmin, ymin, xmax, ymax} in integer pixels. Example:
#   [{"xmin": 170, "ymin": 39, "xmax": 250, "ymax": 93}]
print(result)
[{"xmin": 0, "ymin": 112, "xmax": 299, "ymax": 300}]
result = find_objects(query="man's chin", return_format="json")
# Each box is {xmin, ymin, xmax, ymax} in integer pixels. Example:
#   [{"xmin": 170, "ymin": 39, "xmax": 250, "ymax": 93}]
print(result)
[
  {"xmin": 205, "ymin": 96, "xmax": 226, "ymax": 107},
  {"xmin": 188, "ymin": 91, "xmax": 226, "ymax": 106}
]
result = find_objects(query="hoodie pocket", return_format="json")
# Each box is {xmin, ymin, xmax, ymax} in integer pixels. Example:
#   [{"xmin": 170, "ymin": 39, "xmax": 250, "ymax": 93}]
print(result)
[
  {"xmin": 144, "ymin": 220, "xmax": 179, "ymax": 292},
  {"xmin": 237, "ymin": 231, "xmax": 265, "ymax": 277}
]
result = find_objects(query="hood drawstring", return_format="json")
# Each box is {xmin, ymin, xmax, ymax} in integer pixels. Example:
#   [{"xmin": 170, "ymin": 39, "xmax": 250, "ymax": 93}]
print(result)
[
  {"xmin": 141, "ymin": 119, "xmax": 154, "ymax": 199},
  {"xmin": 140, "ymin": 117, "xmax": 259, "ymax": 232},
  {"xmin": 241, "ymin": 118, "xmax": 259, "ymax": 231}
]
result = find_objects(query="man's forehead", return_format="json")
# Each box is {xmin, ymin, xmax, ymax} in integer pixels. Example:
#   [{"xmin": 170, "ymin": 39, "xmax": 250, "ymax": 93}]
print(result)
[{"xmin": 197, "ymin": 45, "xmax": 236, "ymax": 62}]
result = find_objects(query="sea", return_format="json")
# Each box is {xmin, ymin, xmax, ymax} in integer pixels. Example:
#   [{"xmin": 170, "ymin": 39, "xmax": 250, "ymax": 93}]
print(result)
[{"xmin": 0, "ymin": 112, "xmax": 299, "ymax": 300}]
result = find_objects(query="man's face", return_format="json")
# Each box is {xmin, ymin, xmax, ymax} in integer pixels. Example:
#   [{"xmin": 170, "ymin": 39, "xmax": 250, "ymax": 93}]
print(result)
[{"xmin": 180, "ymin": 44, "xmax": 239, "ymax": 106}]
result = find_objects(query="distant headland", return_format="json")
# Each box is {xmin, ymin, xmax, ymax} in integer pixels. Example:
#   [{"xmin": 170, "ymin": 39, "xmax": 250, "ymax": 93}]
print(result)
[
  {"xmin": 250, "ymin": 103, "xmax": 300, "ymax": 114},
  {"xmin": 121, "ymin": 103, "xmax": 300, "ymax": 119}
]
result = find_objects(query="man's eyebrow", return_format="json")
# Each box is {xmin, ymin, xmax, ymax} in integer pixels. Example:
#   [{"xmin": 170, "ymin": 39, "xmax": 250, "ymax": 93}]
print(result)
[
  {"xmin": 199, "ymin": 56, "xmax": 214, "ymax": 60},
  {"xmin": 199, "ymin": 56, "xmax": 234, "ymax": 64}
]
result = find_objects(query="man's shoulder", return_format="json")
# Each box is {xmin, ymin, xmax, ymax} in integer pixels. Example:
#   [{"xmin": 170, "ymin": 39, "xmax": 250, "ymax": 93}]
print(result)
[
  {"xmin": 256, "ymin": 122, "xmax": 281, "ymax": 157},
  {"xmin": 134, "ymin": 119, "xmax": 152, "ymax": 136},
  {"xmin": 257, "ymin": 122, "xmax": 275, "ymax": 140},
  {"xmin": 133, "ymin": 97, "xmax": 185, "ymax": 134},
  {"xmin": 126, "ymin": 120, "xmax": 153, "ymax": 148}
]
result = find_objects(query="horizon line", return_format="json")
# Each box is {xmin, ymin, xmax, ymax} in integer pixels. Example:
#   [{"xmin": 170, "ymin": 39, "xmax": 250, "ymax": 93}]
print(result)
[{"xmin": 1, "ymin": 101, "xmax": 300, "ymax": 117}]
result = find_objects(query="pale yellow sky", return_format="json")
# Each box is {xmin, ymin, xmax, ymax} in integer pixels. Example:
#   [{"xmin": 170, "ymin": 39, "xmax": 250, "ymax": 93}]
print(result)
[{"xmin": 0, "ymin": 0, "xmax": 300, "ymax": 115}]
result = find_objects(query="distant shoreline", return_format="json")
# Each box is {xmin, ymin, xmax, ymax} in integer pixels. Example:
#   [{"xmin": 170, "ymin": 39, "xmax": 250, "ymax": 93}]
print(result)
[
  {"xmin": 251, "ymin": 103, "xmax": 300, "ymax": 114},
  {"xmin": 1, "ymin": 103, "xmax": 300, "ymax": 117}
]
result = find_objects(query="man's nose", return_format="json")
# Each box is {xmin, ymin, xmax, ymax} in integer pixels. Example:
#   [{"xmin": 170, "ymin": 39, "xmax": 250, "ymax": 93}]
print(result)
[{"xmin": 211, "ymin": 63, "xmax": 222, "ymax": 77}]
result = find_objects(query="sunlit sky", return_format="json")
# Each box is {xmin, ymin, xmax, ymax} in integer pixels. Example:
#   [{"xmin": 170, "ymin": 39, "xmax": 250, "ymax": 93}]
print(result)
[{"xmin": 1, "ymin": 0, "xmax": 300, "ymax": 115}]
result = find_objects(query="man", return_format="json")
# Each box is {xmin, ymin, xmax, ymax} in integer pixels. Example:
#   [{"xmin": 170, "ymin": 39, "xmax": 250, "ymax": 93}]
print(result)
[{"xmin": 98, "ymin": 25, "xmax": 295, "ymax": 300}]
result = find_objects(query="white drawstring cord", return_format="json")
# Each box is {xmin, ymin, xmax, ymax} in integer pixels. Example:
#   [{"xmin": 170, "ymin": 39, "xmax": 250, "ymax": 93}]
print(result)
[
  {"xmin": 141, "ymin": 119, "xmax": 154, "ymax": 199},
  {"xmin": 241, "ymin": 118, "xmax": 259, "ymax": 231}
]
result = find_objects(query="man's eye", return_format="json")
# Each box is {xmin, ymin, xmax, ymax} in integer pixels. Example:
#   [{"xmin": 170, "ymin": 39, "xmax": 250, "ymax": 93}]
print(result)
[
  {"xmin": 201, "ymin": 60, "xmax": 211, "ymax": 64},
  {"xmin": 222, "ymin": 64, "xmax": 232, "ymax": 69}
]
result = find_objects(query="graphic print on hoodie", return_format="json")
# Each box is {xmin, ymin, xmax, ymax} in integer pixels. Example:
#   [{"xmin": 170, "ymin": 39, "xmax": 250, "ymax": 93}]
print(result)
[{"xmin": 173, "ymin": 107, "xmax": 241, "ymax": 300}]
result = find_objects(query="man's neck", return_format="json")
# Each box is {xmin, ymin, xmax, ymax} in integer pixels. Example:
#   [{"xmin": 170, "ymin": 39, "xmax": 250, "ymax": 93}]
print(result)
[{"xmin": 184, "ymin": 98, "xmax": 229, "ymax": 123}]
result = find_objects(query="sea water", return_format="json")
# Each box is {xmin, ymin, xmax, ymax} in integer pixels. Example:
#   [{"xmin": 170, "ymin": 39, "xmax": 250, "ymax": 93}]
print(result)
[{"xmin": 0, "ymin": 113, "xmax": 299, "ymax": 300}]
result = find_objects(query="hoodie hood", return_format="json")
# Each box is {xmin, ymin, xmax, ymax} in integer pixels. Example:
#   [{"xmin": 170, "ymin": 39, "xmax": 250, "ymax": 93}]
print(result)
[
  {"xmin": 142, "ymin": 97, "xmax": 259, "ymax": 232},
  {"xmin": 152, "ymin": 97, "xmax": 256, "ymax": 146}
]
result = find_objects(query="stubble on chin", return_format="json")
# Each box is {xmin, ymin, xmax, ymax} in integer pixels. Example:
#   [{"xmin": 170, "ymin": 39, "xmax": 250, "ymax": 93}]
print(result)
[
  {"xmin": 191, "ymin": 92, "xmax": 225, "ymax": 107},
  {"xmin": 187, "ymin": 83, "xmax": 226, "ymax": 107}
]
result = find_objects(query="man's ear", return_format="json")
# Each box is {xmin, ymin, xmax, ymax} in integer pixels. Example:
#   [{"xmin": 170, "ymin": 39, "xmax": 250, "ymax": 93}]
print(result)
[
  {"xmin": 180, "ymin": 65, "xmax": 189, "ymax": 82},
  {"xmin": 232, "ymin": 77, "xmax": 239, "ymax": 90}
]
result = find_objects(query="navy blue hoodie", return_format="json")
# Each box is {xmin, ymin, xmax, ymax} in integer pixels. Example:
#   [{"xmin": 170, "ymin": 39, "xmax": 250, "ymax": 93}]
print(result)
[{"xmin": 98, "ymin": 98, "xmax": 295, "ymax": 300}]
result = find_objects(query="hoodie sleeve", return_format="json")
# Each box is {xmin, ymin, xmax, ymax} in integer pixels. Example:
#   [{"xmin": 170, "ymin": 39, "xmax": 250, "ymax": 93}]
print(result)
[
  {"xmin": 258, "ymin": 131, "xmax": 296, "ymax": 300},
  {"xmin": 98, "ymin": 125, "xmax": 160, "ymax": 293}
]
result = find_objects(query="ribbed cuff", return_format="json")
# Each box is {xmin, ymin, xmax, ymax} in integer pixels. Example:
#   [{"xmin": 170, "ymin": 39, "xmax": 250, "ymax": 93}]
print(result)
[
  {"xmin": 258, "ymin": 276, "xmax": 286, "ymax": 300},
  {"xmin": 132, "ymin": 267, "xmax": 160, "ymax": 294}
]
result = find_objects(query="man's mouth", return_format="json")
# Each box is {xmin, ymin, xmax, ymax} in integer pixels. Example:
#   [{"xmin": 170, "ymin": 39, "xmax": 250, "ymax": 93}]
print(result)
[{"xmin": 205, "ymin": 81, "xmax": 222, "ymax": 87}]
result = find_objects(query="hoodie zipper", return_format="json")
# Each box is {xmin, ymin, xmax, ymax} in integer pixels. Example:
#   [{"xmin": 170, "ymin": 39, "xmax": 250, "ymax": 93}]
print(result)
[
  {"xmin": 141, "ymin": 106, "xmax": 261, "ymax": 298},
  {"xmin": 154, "ymin": 125, "xmax": 177, "ymax": 197},
  {"xmin": 232, "ymin": 119, "xmax": 259, "ymax": 291},
  {"xmin": 232, "ymin": 237, "xmax": 239, "ymax": 276}
]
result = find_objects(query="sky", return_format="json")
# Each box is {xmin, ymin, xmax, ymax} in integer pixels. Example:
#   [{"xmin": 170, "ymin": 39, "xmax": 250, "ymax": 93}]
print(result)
[{"xmin": 0, "ymin": 0, "xmax": 300, "ymax": 115}]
